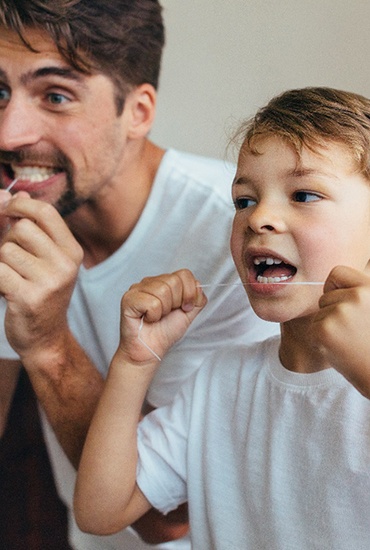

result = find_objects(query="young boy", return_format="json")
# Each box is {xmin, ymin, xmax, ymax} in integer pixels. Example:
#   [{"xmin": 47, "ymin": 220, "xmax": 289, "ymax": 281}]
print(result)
[{"xmin": 74, "ymin": 87, "xmax": 370, "ymax": 549}]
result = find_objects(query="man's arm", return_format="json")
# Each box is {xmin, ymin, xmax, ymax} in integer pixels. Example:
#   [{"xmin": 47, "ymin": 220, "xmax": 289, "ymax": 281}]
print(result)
[
  {"xmin": 0, "ymin": 195, "xmax": 103, "ymax": 467},
  {"xmin": 74, "ymin": 269, "xmax": 206, "ymax": 535},
  {"xmin": 0, "ymin": 359, "xmax": 20, "ymax": 438}
]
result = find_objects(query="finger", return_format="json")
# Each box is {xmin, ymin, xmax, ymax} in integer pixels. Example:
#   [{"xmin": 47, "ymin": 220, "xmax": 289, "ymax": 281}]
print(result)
[
  {"xmin": 1, "ymin": 206, "xmax": 82, "ymax": 265},
  {"xmin": 123, "ymin": 270, "xmax": 204, "ymax": 323},
  {"xmin": 323, "ymin": 265, "xmax": 370, "ymax": 293},
  {"xmin": 1, "ymin": 196, "xmax": 78, "ymax": 252}
]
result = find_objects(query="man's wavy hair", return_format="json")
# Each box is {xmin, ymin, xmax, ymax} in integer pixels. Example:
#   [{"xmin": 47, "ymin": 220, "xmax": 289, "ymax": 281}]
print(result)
[
  {"xmin": 236, "ymin": 87, "xmax": 370, "ymax": 179},
  {"xmin": 0, "ymin": 0, "xmax": 165, "ymax": 113}
]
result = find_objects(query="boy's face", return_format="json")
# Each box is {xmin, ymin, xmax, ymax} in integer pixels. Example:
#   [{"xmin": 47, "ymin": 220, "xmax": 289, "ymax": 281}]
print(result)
[{"xmin": 231, "ymin": 136, "xmax": 370, "ymax": 323}]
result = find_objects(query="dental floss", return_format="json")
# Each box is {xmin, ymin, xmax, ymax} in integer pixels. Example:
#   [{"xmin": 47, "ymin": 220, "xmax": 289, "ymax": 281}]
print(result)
[
  {"xmin": 137, "ymin": 281, "xmax": 325, "ymax": 361},
  {"xmin": 137, "ymin": 316, "xmax": 162, "ymax": 362},
  {"xmin": 198, "ymin": 281, "xmax": 324, "ymax": 288},
  {"xmin": 5, "ymin": 178, "xmax": 19, "ymax": 192}
]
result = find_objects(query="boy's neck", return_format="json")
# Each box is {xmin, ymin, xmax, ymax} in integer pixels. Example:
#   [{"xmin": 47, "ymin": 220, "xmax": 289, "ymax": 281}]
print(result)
[{"xmin": 279, "ymin": 317, "xmax": 331, "ymax": 374}]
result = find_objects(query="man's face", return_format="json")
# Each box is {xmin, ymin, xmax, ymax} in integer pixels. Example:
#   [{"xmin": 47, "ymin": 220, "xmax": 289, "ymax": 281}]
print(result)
[
  {"xmin": 231, "ymin": 135, "xmax": 370, "ymax": 323},
  {"xmin": 0, "ymin": 27, "xmax": 129, "ymax": 216}
]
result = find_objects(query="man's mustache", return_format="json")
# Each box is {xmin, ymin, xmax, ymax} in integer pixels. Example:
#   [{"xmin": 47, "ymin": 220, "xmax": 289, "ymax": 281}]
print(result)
[
  {"xmin": 0, "ymin": 149, "xmax": 71, "ymax": 171},
  {"xmin": 0, "ymin": 150, "xmax": 25, "ymax": 164}
]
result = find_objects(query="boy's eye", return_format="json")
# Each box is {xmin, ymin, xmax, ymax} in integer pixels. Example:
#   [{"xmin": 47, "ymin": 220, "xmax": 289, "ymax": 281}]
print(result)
[
  {"xmin": 234, "ymin": 197, "xmax": 257, "ymax": 210},
  {"xmin": 293, "ymin": 191, "xmax": 321, "ymax": 203}
]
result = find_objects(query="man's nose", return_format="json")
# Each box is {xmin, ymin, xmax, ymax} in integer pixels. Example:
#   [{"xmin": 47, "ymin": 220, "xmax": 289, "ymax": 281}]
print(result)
[{"xmin": 0, "ymin": 95, "xmax": 42, "ymax": 151}]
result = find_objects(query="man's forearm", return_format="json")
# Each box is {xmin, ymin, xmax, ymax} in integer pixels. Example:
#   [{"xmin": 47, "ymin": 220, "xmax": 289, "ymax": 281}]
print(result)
[
  {"xmin": 24, "ymin": 331, "xmax": 104, "ymax": 468},
  {"xmin": 0, "ymin": 360, "xmax": 21, "ymax": 438}
]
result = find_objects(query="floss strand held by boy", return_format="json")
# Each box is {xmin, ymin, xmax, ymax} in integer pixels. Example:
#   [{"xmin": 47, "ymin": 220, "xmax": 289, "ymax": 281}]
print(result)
[{"xmin": 74, "ymin": 87, "xmax": 370, "ymax": 549}]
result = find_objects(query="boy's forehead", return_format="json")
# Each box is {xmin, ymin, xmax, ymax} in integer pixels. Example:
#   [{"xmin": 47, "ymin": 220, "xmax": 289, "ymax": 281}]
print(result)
[{"xmin": 235, "ymin": 135, "xmax": 359, "ymax": 182}]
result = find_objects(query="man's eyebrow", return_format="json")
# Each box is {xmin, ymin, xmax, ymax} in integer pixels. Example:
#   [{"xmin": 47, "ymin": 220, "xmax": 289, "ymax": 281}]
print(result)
[{"xmin": 20, "ymin": 66, "xmax": 86, "ymax": 86}]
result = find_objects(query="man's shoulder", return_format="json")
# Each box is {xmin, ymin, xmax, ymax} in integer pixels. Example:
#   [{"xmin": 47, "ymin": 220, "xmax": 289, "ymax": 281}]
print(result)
[{"xmin": 161, "ymin": 149, "xmax": 236, "ymax": 195}]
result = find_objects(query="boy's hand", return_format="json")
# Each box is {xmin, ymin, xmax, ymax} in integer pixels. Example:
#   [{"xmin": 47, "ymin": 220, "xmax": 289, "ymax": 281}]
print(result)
[
  {"xmin": 118, "ymin": 269, "xmax": 207, "ymax": 365},
  {"xmin": 312, "ymin": 265, "xmax": 370, "ymax": 398}
]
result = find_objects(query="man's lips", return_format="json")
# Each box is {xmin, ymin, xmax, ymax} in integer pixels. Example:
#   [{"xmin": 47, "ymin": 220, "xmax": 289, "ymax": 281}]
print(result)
[
  {"xmin": 11, "ymin": 165, "xmax": 59, "ymax": 183},
  {"xmin": 1, "ymin": 164, "xmax": 63, "ymax": 191}
]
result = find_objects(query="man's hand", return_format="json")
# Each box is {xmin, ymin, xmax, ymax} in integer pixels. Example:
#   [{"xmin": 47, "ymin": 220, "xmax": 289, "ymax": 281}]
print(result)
[
  {"xmin": 312, "ymin": 265, "xmax": 370, "ymax": 398},
  {"xmin": 0, "ymin": 194, "xmax": 83, "ymax": 364}
]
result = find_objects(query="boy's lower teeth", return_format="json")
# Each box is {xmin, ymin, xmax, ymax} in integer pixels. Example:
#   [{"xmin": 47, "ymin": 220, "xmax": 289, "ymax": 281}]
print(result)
[{"xmin": 257, "ymin": 275, "xmax": 291, "ymax": 284}]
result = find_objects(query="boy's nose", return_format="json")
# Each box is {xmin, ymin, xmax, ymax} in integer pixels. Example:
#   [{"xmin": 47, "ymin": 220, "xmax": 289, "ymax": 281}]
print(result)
[
  {"xmin": 248, "ymin": 201, "xmax": 286, "ymax": 234},
  {"xmin": 0, "ymin": 96, "xmax": 42, "ymax": 151}
]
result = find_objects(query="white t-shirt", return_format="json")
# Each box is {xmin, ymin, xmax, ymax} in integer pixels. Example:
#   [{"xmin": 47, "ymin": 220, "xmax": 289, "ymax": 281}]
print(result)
[
  {"xmin": 137, "ymin": 336, "xmax": 370, "ymax": 550},
  {"xmin": 0, "ymin": 149, "xmax": 279, "ymax": 550}
]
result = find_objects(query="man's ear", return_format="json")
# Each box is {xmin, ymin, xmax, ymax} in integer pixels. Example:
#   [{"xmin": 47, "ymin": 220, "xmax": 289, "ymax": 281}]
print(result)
[{"xmin": 126, "ymin": 83, "xmax": 157, "ymax": 139}]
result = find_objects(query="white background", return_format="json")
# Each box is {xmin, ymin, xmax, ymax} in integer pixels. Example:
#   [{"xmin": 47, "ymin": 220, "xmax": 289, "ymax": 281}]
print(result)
[{"xmin": 151, "ymin": 1, "xmax": 370, "ymax": 161}]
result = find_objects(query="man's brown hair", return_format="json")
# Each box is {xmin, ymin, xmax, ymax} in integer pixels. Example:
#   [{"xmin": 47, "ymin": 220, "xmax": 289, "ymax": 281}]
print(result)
[{"xmin": 0, "ymin": 0, "xmax": 165, "ymax": 113}]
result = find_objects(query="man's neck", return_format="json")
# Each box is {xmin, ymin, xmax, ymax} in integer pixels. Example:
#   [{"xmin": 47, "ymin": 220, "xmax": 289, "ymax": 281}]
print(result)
[{"xmin": 66, "ymin": 140, "xmax": 165, "ymax": 268}]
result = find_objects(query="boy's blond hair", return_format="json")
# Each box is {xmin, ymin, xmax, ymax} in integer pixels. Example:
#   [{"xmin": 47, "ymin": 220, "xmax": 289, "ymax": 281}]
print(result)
[{"xmin": 238, "ymin": 87, "xmax": 370, "ymax": 179}]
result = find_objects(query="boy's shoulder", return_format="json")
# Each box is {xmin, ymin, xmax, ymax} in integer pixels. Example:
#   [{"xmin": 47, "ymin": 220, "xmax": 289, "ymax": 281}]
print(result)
[{"xmin": 196, "ymin": 335, "xmax": 280, "ymax": 391}]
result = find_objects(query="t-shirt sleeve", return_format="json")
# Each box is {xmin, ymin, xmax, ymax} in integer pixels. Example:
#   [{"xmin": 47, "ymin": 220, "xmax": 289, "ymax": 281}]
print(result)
[{"xmin": 136, "ymin": 373, "xmax": 195, "ymax": 515}]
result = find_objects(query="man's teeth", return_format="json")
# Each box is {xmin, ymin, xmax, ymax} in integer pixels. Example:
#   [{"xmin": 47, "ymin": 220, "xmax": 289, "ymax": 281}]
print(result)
[{"xmin": 11, "ymin": 165, "xmax": 56, "ymax": 183}]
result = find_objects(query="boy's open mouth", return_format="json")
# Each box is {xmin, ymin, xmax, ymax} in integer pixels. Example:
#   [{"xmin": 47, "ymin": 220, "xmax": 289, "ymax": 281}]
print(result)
[{"xmin": 252, "ymin": 256, "xmax": 297, "ymax": 284}]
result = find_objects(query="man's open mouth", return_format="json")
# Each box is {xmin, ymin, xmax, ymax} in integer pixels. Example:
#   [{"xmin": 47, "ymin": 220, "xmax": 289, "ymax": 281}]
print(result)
[
  {"xmin": 252, "ymin": 256, "xmax": 297, "ymax": 284},
  {"xmin": 6, "ymin": 164, "xmax": 61, "ymax": 184}
]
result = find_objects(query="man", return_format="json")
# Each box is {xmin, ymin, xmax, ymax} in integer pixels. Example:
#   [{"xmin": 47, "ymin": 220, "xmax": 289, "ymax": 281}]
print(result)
[{"xmin": 0, "ymin": 1, "xmax": 278, "ymax": 549}]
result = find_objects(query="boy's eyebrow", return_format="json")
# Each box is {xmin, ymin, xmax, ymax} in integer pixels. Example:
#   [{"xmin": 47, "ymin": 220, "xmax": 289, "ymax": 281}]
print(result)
[
  {"xmin": 288, "ymin": 167, "xmax": 340, "ymax": 180},
  {"xmin": 232, "ymin": 176, "xmax": 253, "ymax": 186}
]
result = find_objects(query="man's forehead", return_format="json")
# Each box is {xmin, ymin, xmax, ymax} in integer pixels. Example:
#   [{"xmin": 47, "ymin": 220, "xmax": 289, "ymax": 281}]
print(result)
[{"xmin": 0, "ymin": 25, "xmax": 61, "ymax": 58}]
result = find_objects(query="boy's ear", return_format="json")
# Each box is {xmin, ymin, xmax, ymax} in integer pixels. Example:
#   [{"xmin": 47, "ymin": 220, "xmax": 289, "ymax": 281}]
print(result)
[{"xmin": 125, "ymin": 83, "xmax": 157, "ymax": 139}]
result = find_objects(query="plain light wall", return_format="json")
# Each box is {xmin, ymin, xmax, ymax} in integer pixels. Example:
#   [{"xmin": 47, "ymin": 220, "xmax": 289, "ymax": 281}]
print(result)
[{"xmin": 151, "ymin": 0, "xmax": 370, "ymax": 161}]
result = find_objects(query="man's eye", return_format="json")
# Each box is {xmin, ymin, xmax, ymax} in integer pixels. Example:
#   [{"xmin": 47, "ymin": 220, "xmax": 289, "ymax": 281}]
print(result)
[
  {"xmin": 234, "ymin": 197, "xmax": 257, "ymax": 210},
  {"xmin": 294, "ymin": 191, "xmax": 321, "ymax": 203},
  {"xmin": 47, "ymin": 92, "xmax": 69, "ymax": 105},
  {"xmin": 0, "ymin": 88, "xmax": 10, "ymax": 103}
]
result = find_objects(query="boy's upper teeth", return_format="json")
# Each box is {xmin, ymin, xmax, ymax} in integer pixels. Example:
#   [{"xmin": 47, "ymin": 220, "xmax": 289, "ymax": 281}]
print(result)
[
  {"xmin": 11, "ymin": 165, "xmax": 56, "ymax": 183},
  {"xmin": 253, "ymin": 256, "xmax": 282, "ymax": 266}
]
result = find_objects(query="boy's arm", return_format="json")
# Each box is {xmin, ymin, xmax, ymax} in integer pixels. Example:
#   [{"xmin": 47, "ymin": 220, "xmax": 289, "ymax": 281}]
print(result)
[
  {"xmin": 74, "ymin": 269, "xmax": 207, "ymax": 535},
  {"xmin": 313, "ymin": 265, "xmax": 370, "ymax": 398}
]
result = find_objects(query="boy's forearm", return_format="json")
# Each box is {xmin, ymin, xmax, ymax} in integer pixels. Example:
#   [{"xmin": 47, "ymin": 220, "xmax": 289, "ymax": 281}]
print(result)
[{"xmin": 74, "ymin": 349, "xmax": 157, "ymax": 534}]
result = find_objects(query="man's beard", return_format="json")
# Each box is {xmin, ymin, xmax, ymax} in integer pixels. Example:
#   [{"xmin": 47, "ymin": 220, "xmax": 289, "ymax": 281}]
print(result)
[
  {"xmin": 55, "ymin": 187, "xmax": 87, "ymax": 218},
  {"xmin": 0, "ymin": 148, "xmax": 87, "ymax": 218}
]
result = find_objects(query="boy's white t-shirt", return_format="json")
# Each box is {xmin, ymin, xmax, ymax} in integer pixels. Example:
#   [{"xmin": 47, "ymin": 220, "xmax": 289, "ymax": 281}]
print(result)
[
  {"xmin": 0, "ymin": 149, "xmax": 279, "ymax": 550},
  {"xmin": 137, "ymin": 336, "xmax": 370, "ymax": 549}
]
